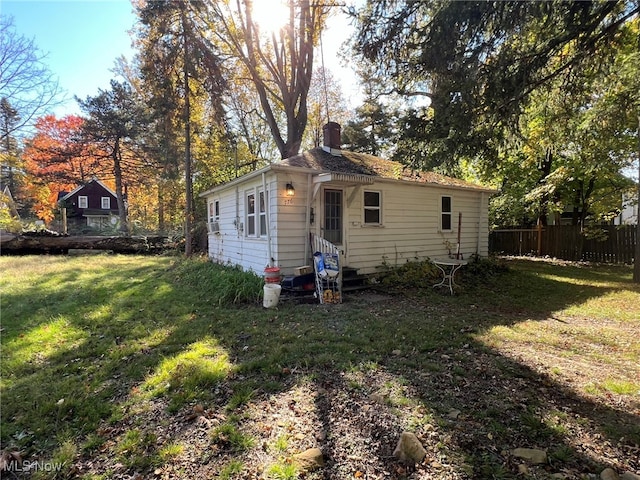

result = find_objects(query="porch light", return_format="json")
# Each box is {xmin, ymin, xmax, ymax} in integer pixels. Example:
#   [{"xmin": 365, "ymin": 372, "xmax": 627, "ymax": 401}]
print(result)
[{"xmin": 285, "ymin": 182, "xmax": 295, "ymax": 197}]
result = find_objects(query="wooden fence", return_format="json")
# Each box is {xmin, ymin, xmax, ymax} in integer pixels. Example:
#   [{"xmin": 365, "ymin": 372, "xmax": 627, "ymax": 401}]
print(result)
[{"xmin": 489, "ymin": 225, "xmax": 637, "ymax": 264}]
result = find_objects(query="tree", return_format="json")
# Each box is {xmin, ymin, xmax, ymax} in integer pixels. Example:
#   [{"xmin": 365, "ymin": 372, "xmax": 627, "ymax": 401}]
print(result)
[
  {"xmin": 21, "ymin": 114, "xmax": 99, "ymax": 222},
  {"xmin": 225, "ymin": 80, "xmax": 280, "ymax": 165},
  {"xmin": 200, "ymin": 0, "xmax": 330, "ymax": 159},
  {"xmin": 135, "ymin": 0, "xmax": 228, "ymax": 250},
  {"xmin": 342, "ymin": 69, "xmax": 398, "ymax": 157},
  {"xmin": 0, "ymin": 98, "xmax": 22, "ymax": 196},
  {"xmin": 77, "ymin": 80, "xmax": 151, "ymax": 234},
  {"xmin": 0, "ymin": 15, "xmax": 61, "ymax": 141},
  {"xmin": 350, "ymin": 1, "xmax": 640, "ymax": 168},
  {"xmin": 23, "ymin": 115, "xmax": 97, "ymax": 184},
  {"xmin": 352, "ymin": 0, "xmax": 640, "ymax": 281},
  {"xmin": 303, "ymin": 66, "xmax": 351, "ymax": 151}
]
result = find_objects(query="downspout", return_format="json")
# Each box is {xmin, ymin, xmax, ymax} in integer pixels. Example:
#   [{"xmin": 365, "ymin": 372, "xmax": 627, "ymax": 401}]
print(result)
[
  {"xmin": 304, "ymin": 173, "xmax": 312, "ymax": 262},
  {"xmin": 235, "ymin": 186, "xmax": 239, "ymax": 238},
  {"xmin": 262, "ymin": 172, "xmax": 273, "ymax": 266}
]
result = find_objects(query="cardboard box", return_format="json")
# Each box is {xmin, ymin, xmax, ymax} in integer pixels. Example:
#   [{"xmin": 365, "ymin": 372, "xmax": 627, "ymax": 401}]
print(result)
[{"xmin": 294, "ymin": 265, "xmax": 313, "ymax": 276}]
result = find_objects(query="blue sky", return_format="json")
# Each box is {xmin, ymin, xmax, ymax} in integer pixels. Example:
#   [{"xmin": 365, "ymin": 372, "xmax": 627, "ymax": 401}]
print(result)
[
  {"xmin": 2, "ymin": 0, "xmax": 359, "ymax": 118},
  {"xmin": 2, "ymin": 0, "xmax": 138, "ymax": 116}
]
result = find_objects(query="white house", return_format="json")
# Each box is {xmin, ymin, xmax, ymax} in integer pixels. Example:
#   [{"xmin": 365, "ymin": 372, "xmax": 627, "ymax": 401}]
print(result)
[
  {"xmin": 199, "ymin": 123, "xmax": 496, "ymax": 278},
  {"xmin": 617, "ymin": 191, "xmax": 638, "ymax": 225}
]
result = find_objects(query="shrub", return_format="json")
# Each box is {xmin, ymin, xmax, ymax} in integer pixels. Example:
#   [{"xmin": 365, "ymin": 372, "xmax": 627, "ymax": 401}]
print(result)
[
  {"xmin": 461, "ymin": 254, "xmax": 509, "ymax": 283},
  {"xmin": 171, "ymin": 256, "xmax": 263, "ymax": 305},
  {"xmin": 374, "ymin": 259, "xmax": 439, "ymax": 290}
]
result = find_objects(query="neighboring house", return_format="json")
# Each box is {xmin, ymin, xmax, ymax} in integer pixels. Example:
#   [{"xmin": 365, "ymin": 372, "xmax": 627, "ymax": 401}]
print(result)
[
  {"xmin": 1, "ymin": 185, "xmax": 20, "ymax": 220},
  {"xmin": 199, "ymin": 122, "xmax": 497, "ymax": 278},
  {"xmin": 617, "ymin": 191, "xmax": 638, "ymax": 225},
  {"xmin": 59, "ymin": 178, "xmax": 119, "ymax": 232}
]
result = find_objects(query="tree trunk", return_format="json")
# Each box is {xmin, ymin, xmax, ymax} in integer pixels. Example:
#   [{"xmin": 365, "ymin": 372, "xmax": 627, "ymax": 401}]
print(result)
[
  {"xmin": 631, "ymin": 3, "xmax": 639, "ymax": 283},
  {"xmin": 536, "ymin": 148, "xmax": 553, "ymax": 226},
  {"xmin": 634, "ymin": 111, "xmax": 640, "ymax": 282},
  {"xmin": 158, "ymin": 182, "xmax": 165, "ymax": 233},
  {"xmin": 182, "ymin": 7, "xmax": 193, "ymax": 256},
  {"xmin": 112, "ymin": 138, "xmax": 129, "ymax": 235},
  {"xmin": 0, "ymin": 234, "xmax": 171, "ymax": 253}
]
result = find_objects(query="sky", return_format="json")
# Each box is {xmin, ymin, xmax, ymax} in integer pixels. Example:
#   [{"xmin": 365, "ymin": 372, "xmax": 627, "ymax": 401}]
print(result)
[
  {"xmin": 2, "ymin": 0, "xmax": 360, "ymax": 118},
  {"xmin": 2, "ymin": 0, "xmax": 138, "ymax": 116}
]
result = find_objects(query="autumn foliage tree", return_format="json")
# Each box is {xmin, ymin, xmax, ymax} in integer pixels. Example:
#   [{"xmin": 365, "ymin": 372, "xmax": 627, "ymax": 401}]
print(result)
[
  {"xmin": 77, "ymin": 80, "xmax": 152, "ymax": 234},
  {"xmin": 22, "ymin": 114, "xmax": 101, "ymax": 223}
]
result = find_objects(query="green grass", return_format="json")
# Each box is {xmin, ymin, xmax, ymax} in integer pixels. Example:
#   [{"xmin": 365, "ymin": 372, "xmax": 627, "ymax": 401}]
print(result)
[
  {"xmin": 115, "ymin": 428, "xmax": 160, "ymax": 469},
  {"xmin": 211, "ymin": 419, "xmax": 256, "ymax": 453},
  {"xmin": 266, "ymin": 461, "xmax": 298, "ymax": 480},
  {"xmin": 1, "ymin": 254, "xmax": 639, "ymax": 478},
  {"xmin": 218, "ymin": 459, "xmax": 244, "ymax": 479}
]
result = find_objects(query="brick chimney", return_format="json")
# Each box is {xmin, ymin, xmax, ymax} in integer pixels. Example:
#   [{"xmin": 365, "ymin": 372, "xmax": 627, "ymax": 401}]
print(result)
[{"xmin": 322, "ymin": 122, "xmax": 341, "ymax": 156}]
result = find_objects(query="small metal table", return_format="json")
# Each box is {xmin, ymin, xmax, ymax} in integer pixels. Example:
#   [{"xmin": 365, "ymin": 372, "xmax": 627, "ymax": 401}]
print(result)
[{"xmin": 432, "ymin": 258, "xmax": 468, "ymax": 295}]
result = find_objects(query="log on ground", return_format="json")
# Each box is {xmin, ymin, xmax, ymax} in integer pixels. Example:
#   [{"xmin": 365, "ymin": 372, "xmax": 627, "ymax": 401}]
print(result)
[{"xmin": 0, "ymin": 234, "xmax": 172, "ymax": 254}]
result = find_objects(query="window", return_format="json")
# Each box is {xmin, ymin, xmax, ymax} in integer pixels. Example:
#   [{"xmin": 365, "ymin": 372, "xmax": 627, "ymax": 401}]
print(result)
[
  {"xmin": 209, "ymin": 200, "xmax": 220, "ymax": 221},
  {"xmin": 259, "ymin": 191, "xmax": 267, "ymax": 236},
  {"xmin": 246, "ymin": 193, "xmax": 256, "ymax": 236},
  {"xmin": 208, "ymin": 200, "xmax": 220, "ymax": 233},
  {"xmin": 246, "ymin": 190, "xmax": 267, "ymax": 237},
  {"xmin": 246, "ymin": 191, "xmax": 268, "ymax": 237},
  {"xmin": 101, "ymin": 197, "xmax": 111, "ymax": 209},
  {"xmin": 78, "ymin": 196, "xmax": 88, "ymax": 209},
  {"xmin": 441, "ymin": 196, "xmax": 452, "ymax": 231},
  {"xmin": 363, "ymin": 190, "xmax": 381, "ymax": 224}
]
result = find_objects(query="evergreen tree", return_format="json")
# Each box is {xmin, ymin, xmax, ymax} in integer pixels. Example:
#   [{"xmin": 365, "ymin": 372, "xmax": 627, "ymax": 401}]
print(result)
[{"xmin": 77, "ymin": 81, "xmax": 151, "ymax": 234}]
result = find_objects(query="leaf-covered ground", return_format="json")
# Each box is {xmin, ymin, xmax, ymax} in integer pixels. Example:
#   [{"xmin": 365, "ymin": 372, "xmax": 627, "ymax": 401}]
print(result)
[
  {"xmin": 69, "ymin": 296, "xmax": 640, "ymax": 479},
  {"xmin": 1, "ymin": 256, "xmax": 638, "ymax": 479}
]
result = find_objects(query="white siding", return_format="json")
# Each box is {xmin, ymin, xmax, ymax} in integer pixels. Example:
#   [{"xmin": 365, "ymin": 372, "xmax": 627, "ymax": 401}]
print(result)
[
  {"xmin": 205, "ymin": 170, "xmax": 491, "ymax": 277},
  {"xmin": 271, "ymin": 172, "xmax": 312, "ymax": 273},
  {"xmin": 204, "ymin": 171, "xmax": 313, "ymax": 276},
  {"xmin": 206, "ymin": 173, "xmax": 278, "ymax": 275},
  {"xmin": 342, "ymin": 180, "xmax": 489, "ymax": 275}
]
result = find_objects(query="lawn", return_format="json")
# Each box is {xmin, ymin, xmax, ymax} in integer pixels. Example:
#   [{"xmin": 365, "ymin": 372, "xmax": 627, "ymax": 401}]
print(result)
[{"xmin": 1, "ymin": 254, "xmax": 638, "ymax": 479}]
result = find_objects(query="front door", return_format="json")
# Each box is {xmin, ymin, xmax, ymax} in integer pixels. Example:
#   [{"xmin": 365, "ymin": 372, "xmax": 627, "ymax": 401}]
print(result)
[{"xmin": 323, "ymin": 189, "xmax": 342, "ymax": 245}]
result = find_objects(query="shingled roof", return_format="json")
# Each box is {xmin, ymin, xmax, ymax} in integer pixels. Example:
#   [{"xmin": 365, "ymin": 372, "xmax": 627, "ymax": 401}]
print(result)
[{"xmin": 277, "ymin": 148, "xmax": 494, "ymax": 192}]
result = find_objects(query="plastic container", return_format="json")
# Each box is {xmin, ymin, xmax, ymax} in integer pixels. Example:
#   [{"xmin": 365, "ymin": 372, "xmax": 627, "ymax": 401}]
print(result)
[
  {"xmin": 263, "ymin": 283, "xmax": 282, "ymax": 308},
  {"xmin": 264, "ymin": 266, "xmax": 281, "ymax": 284}
]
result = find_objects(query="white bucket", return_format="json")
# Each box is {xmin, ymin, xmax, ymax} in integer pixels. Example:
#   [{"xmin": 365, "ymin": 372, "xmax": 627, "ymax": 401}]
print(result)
[{"xmin": 263, "ymin": 283, "xmax": 282, "ymax": 308}]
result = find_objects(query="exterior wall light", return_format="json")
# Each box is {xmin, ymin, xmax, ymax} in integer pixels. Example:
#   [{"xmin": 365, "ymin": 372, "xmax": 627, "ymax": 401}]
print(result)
[{"xmin": 286, "ymin": 182, "xmax": 295, "ymax": 197}]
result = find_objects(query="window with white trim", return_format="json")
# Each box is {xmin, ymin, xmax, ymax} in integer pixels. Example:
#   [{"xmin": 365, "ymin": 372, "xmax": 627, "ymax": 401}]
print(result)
[
  {"xmin": 101, "ymin": 197, "xmax": 111, "ymax": 209},
  {"xmin": 363, "ymin": 190, "xmax": 381, "ymax": 225},
  {"xmin": 259, "ymin": 191, "xmax": 267, "ymax": 236},
  {"xmin": 246, "ymin": 192, "xmax": 256, "ymax": 236},
  {"xmin": 209, "ymin": 200, "xmax": 219, "ymax": 222},
  {"xmin": 78, "ymin": 196, "xmax": 88, "ymax": 208},
  {"xmin": 441, "ymin": 196, "xmax": 452, "ymax": 231}
]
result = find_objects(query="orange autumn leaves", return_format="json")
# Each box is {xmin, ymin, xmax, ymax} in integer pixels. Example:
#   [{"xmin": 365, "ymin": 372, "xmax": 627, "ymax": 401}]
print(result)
[{"xmin": 23, "ymin": 115, "xmax": 111, "ymax": 223}]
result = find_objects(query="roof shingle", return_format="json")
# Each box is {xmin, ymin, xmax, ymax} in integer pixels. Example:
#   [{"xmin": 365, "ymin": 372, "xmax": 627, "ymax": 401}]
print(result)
[{"xmin": 277, "ymin": 148, "xmax": 493, "ymax": 191}]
